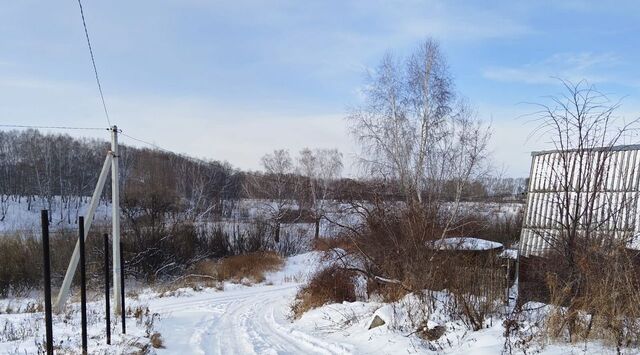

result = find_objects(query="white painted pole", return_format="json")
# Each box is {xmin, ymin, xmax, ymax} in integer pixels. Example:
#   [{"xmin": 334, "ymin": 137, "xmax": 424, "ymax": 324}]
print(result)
[
  {"xmin": 55, "ymin": 153, "xmax": 113, "ymax": 312},
  {"xmin": 111, "ymin": 126, "xmax": 122, "ymax": 313}
]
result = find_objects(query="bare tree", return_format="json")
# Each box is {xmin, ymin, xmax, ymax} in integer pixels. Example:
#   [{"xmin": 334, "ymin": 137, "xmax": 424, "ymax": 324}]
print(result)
[
  {"xmin": 339, "ymin": 39, "xmax": 493, "ymax": 303},
  {"xmin": 524, "ymin": 79, "xmax": 640, "ymax": 267},
  {"xmin": 296, "ymin": 148, "xmax": 343, "ymax": 238},
  {"xmin": 247, "ymin": 149, "xmax": 297, "ymax": 243},
  {"xmin": 347, "ymin": 38, "xmax": 491, "ymax": 235}
]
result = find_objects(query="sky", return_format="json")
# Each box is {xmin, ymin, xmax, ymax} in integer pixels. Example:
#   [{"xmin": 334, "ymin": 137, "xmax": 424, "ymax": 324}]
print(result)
[{"xmin": 1, "ymin": 0, "xmax": 639, "ymax": 177}]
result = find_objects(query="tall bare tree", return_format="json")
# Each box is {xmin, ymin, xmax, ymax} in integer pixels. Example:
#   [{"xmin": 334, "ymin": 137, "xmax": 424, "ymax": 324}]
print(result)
[
  {"xmin": 337, "ymin": 39, "xmax": 493, "ymax": 302},
  {"xmin": 348, "ymin": 38, "xmax": 490, "ymax": 235},
  {"xmin": 248, "ymin": 149, "xmax": 297, "ymax": 243},
  {"xmin": 296, "ymin": 148, "xmax": 343, "ymax": 238}
]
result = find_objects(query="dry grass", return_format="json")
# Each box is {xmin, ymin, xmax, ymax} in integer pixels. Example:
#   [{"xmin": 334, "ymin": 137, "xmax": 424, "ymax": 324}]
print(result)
[
  {"xmin": 193, "ymin": 259, "xmax": 217, "ymax": 276},
  {"xmin": 540, "ymin": 247, "xmax": 640, "ymax": 350},
  {"xmin": 154, "ymin": 252, "xmax": 283, "ymax": 296},
  {"xmin": 193, "ymin": 252, "xmax": 284, "ymax": 284},
  {"xmin": 312, "ymin": 236, "xmax": 354, "ymax": 252},
  {"xmin": 367, "ymin": 279, "xmax": 409, "ymax": 303},
  {"xmin": 291, "ymin": 265, "xmax": 357, "ymax": 319},
  {"xmin": 216, "ymin": 252, "xmax": 284, "ymax": 283},
  {"xmin": 150, "ymin": 332, "xmax": 164, "ymax": 348},
  {"xmin": 154, "ymin": 276, "xmax": 223, "ymax": 297}
]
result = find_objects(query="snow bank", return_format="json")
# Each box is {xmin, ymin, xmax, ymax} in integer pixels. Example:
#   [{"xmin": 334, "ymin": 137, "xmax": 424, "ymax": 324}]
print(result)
[
  {"xmin": 265, "ymin": 251, "xmax": 325, "ymax": 285},
  {"xmin": 429, "ymin": 237, "xmax": 503, "ymax": 251}
]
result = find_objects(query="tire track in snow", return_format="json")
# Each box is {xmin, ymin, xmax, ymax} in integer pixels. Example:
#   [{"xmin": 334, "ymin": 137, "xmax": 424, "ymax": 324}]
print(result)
[{"xmin": 152, "ymin": 284, "xmax": 353, "ymax": 355}]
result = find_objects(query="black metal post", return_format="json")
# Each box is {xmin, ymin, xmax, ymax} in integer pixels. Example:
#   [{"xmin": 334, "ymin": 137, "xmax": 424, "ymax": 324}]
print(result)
[
  {"xmin": 41, "ymin": 210, "xmax": 53, "ymax": 355},
  {"xmin": 79, "ymin": 217, "xmax": 87, "ymax": 354},
  {"xmin": 120, "ymin": 241, "xmax": 126, "ymax": 334},
  {"xmin": 104, "ymin": 234, "xmax": 111, "ymax": 345}
]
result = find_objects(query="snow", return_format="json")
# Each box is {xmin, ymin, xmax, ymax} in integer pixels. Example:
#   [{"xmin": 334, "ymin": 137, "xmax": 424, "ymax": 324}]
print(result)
[
  {"xmin": 265, "ymin": 251, "xmax": 325, "ymax": 284},
  {"xmin": 0, "ymin": 250, "xmax": 629, "ymax": 354},
  {"xmin": 429, "ymin": 237, "xmax": 503, "ymax": 251},
  {"xmin": 0, "ymin": 295, "xmax": 159, "ymax": 354},
  {"xmin": 145, "ymin": 252, "xmax": 354, "ymax": 354},
  {"xmin": 151, "ymin": 284, "xmax": 354, "ymax": 354},
  {"xmin": 0, "ymin": 195, "xmax": 111, "ymax": 234},
  {"xmin": 499, "ymin": 248, "xmax": 518, "ymax": 259},
  {"xmin": 443, "ymin": 201, "xmax": 523, "ymax": 220}
]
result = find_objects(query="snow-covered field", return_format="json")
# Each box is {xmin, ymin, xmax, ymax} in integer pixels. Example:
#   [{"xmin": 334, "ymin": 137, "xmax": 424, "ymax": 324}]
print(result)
[
  {"xmin": 123, "ymin": 252, "xmax": 450, "ymax": 354},
  {"xmin": 0, "ymin": 196, "xmax": 111, "ymax": 234},
  {"xmin": 0, "ymin": 197, "xmax": 523, "ymax": 238},
  {"xmin": 142, "ymin": 252, "xmax": 625, "ymax": 355}
]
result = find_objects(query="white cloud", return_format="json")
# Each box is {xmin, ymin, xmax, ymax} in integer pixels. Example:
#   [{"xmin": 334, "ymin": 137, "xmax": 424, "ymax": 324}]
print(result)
[
  {"xmin": 180, "ymin": 0, "xmax": 533, "ymax": 41},
  {"xmin": 173, "ymin": 0, "xmax": 534, "ymax": 84},
  {"xmin": 483, "ymin": 52, "xmax": 626, "ymax": 86},
  {"xmin": 392, "ymin": 5, "xmax": 532, "ymax": 42}
]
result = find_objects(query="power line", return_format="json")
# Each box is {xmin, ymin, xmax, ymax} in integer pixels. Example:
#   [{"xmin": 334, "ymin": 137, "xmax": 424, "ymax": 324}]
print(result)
[
  {"xmin": 119, "ymin": 132, "xmax": 167, "ymax": 152},
  {"xmin": 119, "ymin": 132, "xmax": 216, "ymax": 166},
  {"xmin": 0, "ymin": 124, "xmax": 109, "ymax": 131},
  {"xmin": 77, "ymin": 0, "xmax": 112, "ymax": 128}
]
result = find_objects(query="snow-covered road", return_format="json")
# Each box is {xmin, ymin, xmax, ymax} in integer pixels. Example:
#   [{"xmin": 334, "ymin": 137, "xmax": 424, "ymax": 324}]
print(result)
[{"xmin": 151, "ymin": 284, "xmax": 353, "ymax": 355}]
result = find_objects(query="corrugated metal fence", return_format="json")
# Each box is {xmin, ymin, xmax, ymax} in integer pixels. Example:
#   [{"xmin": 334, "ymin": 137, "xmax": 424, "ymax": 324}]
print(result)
[{"xmin": 519, "ymin": 145, "xmax": 640, "ymax": 256}]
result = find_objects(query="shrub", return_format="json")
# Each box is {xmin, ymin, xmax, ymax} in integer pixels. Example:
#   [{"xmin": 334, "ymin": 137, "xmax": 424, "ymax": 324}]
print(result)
[
  {"xmin": 542, "ymin": 246, "xmax": 640, "ymax": 350},
  {"xmin": 0, "ymin": 235, "xmax": 41, "ymax": 297},
  {"xmin": 150, "ymin": 332, "xmax": 164, "ymax": 349},
  {"xmin": 291, "ymin": 265, "xmax": 357, "ymax": 319},
  {"xmin": 0, "ymin": 229, "xmax": 81, "ymax": 298},
  {"xmin": 451, "ymin": 209, "xmax": 523, "ymax": 247},
  {"xmin": 216, "ymin": 251, "xmax": 283, "ymax": 283}
]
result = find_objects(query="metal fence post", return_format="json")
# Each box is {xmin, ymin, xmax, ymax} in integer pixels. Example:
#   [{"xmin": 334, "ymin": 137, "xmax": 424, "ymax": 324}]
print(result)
[
  {"xmin": 79, "ymin": 217, "xmax": 87, "ymax": 354},
  {"xmin": 120, "ymin": 241, "xmax": 126, "ymax": 334},
  {"xmin": 41, "ymin": 210, "xmax": 53, "ymax": 355},
  {"xmin": 104, "ymin": 234, "xmax": 111, "ymax": 345}
]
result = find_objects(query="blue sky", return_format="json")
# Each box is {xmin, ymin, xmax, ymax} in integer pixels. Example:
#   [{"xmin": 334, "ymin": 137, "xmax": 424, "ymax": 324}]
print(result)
[{"xmin": 1, "ymin": 1, "xmax": 639, "ymax": 177}]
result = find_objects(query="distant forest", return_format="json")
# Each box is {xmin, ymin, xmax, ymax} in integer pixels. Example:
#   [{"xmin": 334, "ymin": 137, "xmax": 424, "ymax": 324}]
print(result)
[{"xmin": 0, "ymin": 129, "xmax": 527, "ymax": 220}]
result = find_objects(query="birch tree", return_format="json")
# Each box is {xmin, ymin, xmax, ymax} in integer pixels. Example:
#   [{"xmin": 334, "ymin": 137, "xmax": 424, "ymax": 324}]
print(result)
[
  {"xmin": 348, "ymin": 38, "xmax": 490, "ymax": 232},
  {"xmin": 253, "ymin": 149, "xmax": 296, "ymax": 243},
  {"xmin": 297, "ymin": 148, "xmax": 343, "ymax": 238},
  {"xmin": 339, "ymin": 38, "xmax": 493, "ymax": 299}
]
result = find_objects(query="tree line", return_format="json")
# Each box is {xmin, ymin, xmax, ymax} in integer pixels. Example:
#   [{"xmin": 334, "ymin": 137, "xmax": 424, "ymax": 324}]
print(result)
[
  {"xmin": 0, "ymin": 129, "xmax": 525, "ymax": 224},
  {"xmin": 0, "ymin": 129, "xmax": 240, "ymax": 223}
]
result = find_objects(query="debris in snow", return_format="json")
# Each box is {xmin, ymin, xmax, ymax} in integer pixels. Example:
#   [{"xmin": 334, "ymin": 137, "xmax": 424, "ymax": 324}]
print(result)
[
  {"xmin": 418, "ymin": 323, "xmax": 446, "ymax": 341},
  {"xmin": 368, "ymin": 315, "xmax": 386, "ymax": 330}
]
